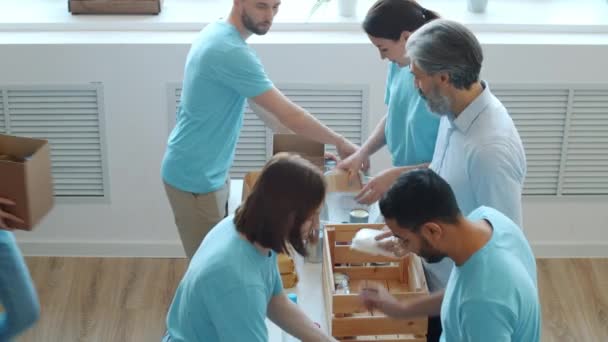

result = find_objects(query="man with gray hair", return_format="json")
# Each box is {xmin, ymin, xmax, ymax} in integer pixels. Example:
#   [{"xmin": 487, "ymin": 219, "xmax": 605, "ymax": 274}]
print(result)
[{"xmin": 379, "ymin": 19, "xmax": 527, "ymax": 341}]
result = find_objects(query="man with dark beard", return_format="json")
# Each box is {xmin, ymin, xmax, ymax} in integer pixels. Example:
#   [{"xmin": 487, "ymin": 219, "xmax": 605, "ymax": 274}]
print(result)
[
  {"xmin": 162, "ymin": 0, "xmax": 359, "ymax": 260},
  {"xmin": 361, "ymin": 169, "xmax": 540, "ymax": 342}
]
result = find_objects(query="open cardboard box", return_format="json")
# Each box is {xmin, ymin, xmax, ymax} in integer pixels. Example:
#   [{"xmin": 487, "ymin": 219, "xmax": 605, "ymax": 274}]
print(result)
[
  {"xmin": 0, "ymin": 134, "xmax": 54, "ymax": 230},
  {"xmin": 272, "ymin": 134, "xmax": 325, "ymax": 171}
]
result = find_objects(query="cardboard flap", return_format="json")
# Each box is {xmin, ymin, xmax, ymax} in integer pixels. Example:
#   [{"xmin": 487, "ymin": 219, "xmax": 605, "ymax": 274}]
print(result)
[
  {"xmin": 242, "ymin": 171, "xmax": 261, "ymax": 201},
  {"xmin": 0, "ymin": 134, "xmax": 47, "ymax": 158},
  {"xmin": 23, "ymin": 143, "xmax": 54, "ymax": 228},
  {"xmin": 272, "ymin": 134, "xmax": 324, "ymax": 156}
]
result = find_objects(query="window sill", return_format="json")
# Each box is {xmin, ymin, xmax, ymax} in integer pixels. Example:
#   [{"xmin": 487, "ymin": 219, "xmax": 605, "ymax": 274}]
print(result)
[{"xmin": 2, "ymin": 0, "xmax": 608, "ymax": 34}]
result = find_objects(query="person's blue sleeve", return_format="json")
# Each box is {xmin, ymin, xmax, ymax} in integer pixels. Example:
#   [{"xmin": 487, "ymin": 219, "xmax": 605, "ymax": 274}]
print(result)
[
  {"xmin": 468, "ymin": 143, "xmax": 524, "ymax": 225},
  {"xmin": 384, "ymin": 64, "xmax": 393, "ymax": 105},
  {"xmin": 0, "ymin": 232, "xmax": 40, "ymax": 340},
  {"xmin": 206, "ymin": 286, "xmax": 269, "ymax": 342},
  {"xmin": 460, "ymin": 299, "xmax": 515, "ymax": 342},
  {"xmin": 213, "ymin": 47, "xmax": 274, "ymax": 98}
]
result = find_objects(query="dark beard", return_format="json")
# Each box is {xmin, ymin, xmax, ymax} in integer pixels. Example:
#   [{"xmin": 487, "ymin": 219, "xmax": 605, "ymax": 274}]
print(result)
[
  {"xmin": 424, "ymin": 253, "xmax": 447, "ymax": 263},
  {"xmin": 242, "ymin": 12, "xmax": 270, "ymax": 35},
  {"xmin": 419, "ymin": 236, "xmax": 447, "ymax": 263}
]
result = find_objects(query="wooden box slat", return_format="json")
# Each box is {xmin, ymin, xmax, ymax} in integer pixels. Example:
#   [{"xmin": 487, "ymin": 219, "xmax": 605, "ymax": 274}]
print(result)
[
  {"xmin": 334, "ymin": 265, "xmax": 402, "ymax": 281},
  {"xmin": 333, "ymin": 223, "xmax": 385, "ymax": 242},
  {"xmin": 332, "ymin": 291, "xmax": 425, "ymax": 315},
  {"xmin": 341, "ymin": 335, "xmax": 426, "ymax": 342},
  {"xmin": 334, "ymin": 245, "xmax": 400, "ymax": 264},
  {"xmin": 332, "ymin": 316, "xmax": 428, "ymax": 337}
]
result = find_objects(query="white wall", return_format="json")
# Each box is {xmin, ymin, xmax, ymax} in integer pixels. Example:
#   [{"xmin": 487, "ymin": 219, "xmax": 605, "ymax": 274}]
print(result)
[{"xmin": 2, "ymin": 32, "xmax": 607, "ymax": 258}]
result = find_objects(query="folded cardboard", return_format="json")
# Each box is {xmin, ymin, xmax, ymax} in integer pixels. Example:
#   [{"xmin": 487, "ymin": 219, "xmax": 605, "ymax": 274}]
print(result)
[
  {"xmin": 324, "ymin": 169, "xmax": 363, "ymax": 193},
  {"xmin": 272, "ymin": 134, "xmax": 325, "ymax": 171},
  {"xmin": 0, "ymin": 134, "xmax": 54, "ymax": 230}
]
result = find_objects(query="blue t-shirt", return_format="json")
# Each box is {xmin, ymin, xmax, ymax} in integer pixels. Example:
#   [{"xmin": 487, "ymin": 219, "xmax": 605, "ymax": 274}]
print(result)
[
  {"xmin": 384, "ymin": 63, "xmax": 439, "ymax": 167},
  {"xmin": 0, "ymin": 230, "xmax": 40, "ymax": 340},
  {"xmin": 162, "ymin": 21, "xmax": 274, "ymax": 193},
  {"xmin": 165, "ymin": 216, "xmax": 283, "ymax": 342},
  {"xmin": 440, "ymin": 207, "xmax": 541, "ymax": 342}
]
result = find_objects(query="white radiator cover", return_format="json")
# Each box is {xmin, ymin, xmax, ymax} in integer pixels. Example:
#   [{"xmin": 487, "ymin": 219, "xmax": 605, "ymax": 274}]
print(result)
[{"xmin": 0, "ymin": 84, "xmax": 108, "ymax": 199}]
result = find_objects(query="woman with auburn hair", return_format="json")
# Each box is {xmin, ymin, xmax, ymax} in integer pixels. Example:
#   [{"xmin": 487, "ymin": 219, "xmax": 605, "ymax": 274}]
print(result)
[{"xmin": 164, "ymin": 153, "xmax": 336, "ymax": 342}]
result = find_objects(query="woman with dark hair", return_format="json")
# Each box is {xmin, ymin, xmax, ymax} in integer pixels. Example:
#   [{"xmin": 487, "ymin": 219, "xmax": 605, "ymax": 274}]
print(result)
[
  {"xmin": 339, "ymin": 1, "xmax": 443, "ymax": 341},
  {"xmin": 339, "ymin": 0, "xmax": 440, "ymax": 205},
  {"xmin": 163, "ymin": 154, "xmax": 336, "ymax": 342}
]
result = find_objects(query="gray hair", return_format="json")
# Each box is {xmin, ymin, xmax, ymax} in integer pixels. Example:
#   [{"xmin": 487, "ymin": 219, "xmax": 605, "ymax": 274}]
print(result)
[{"xmin": 406, "ymin": 19, "xmax": 483, "ymax": 90}]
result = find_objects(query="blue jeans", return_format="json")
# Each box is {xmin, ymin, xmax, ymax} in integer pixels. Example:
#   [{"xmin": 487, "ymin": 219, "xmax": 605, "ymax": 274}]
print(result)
[{"xmin": 0, "ymin": 231, "xmax": 40, "ymax": 340}]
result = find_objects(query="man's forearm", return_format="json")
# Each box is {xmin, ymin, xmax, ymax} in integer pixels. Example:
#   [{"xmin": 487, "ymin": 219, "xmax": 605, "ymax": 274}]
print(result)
[
  {"xmin": 395, "ymin": 291, "xmax": 444, "ymax": 319},
  {"xmin": 252, "ymin": 88, "xmax": 344, "ymax": 147},
  {"xmin": 283, "ymin": 105, "xmax": 344, "ymax": 147}
]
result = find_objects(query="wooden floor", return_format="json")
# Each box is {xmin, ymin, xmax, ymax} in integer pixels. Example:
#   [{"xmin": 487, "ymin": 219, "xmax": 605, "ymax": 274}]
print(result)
[{"xmin": 14, "ymin": 258, "xmax": 607, "ymax": 342}]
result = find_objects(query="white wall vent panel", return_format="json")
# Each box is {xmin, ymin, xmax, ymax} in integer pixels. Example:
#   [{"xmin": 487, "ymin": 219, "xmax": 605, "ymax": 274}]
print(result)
[
  {"xmin": 562, "ymin": 89, "xmax": 608, "ymax": 195},
  {"xmin": 493, "ymin": 87, "xmax": 569, "ymax": 195},
  {"xmin": 167, "ymin": 83, "xmax": 368, "ymax": 178},
  {"xmin": 0, "ymin": 84, "xmax": 108, "ymax": 198},
  {"xmin": 281, "ymin": 86, "xmax": 367, "ymax": 156},
  {"xmin": 494, "ymin": 85, "xmax": 608, "ymax": 196}
]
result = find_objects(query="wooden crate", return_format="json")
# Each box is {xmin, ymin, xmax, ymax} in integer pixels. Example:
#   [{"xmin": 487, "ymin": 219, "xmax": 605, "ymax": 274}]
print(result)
[
  {"xmin": 281, "ymin": 271, "xmax": 298, "ymax": 289},
  {"xmin": 68, "ymin": 0, "xmax": 162, "ymax": 15},
  {"xmin": 322, "ymin": 223, "xmax": 429, "ymax": 341}
]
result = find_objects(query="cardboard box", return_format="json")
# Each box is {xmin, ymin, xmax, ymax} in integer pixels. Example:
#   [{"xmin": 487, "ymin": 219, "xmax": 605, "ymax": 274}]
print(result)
[
  {"xmin": 68, "ymin": 0, "xmax": 163, "ymax": 15},
  {"xmin": 0, "ymin": 134, "xmax": 54, "ymax": 230},
  {"xmin": 242, "ymin": 171, "xmax": 261, "ymax": 202},
  {"xmin": 272, "ymin": 134, "xmax": 325, "ymax": 171},
  {"xmin": 324, "ymin": 169, "xmax": 363, "ymax": 193}
]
